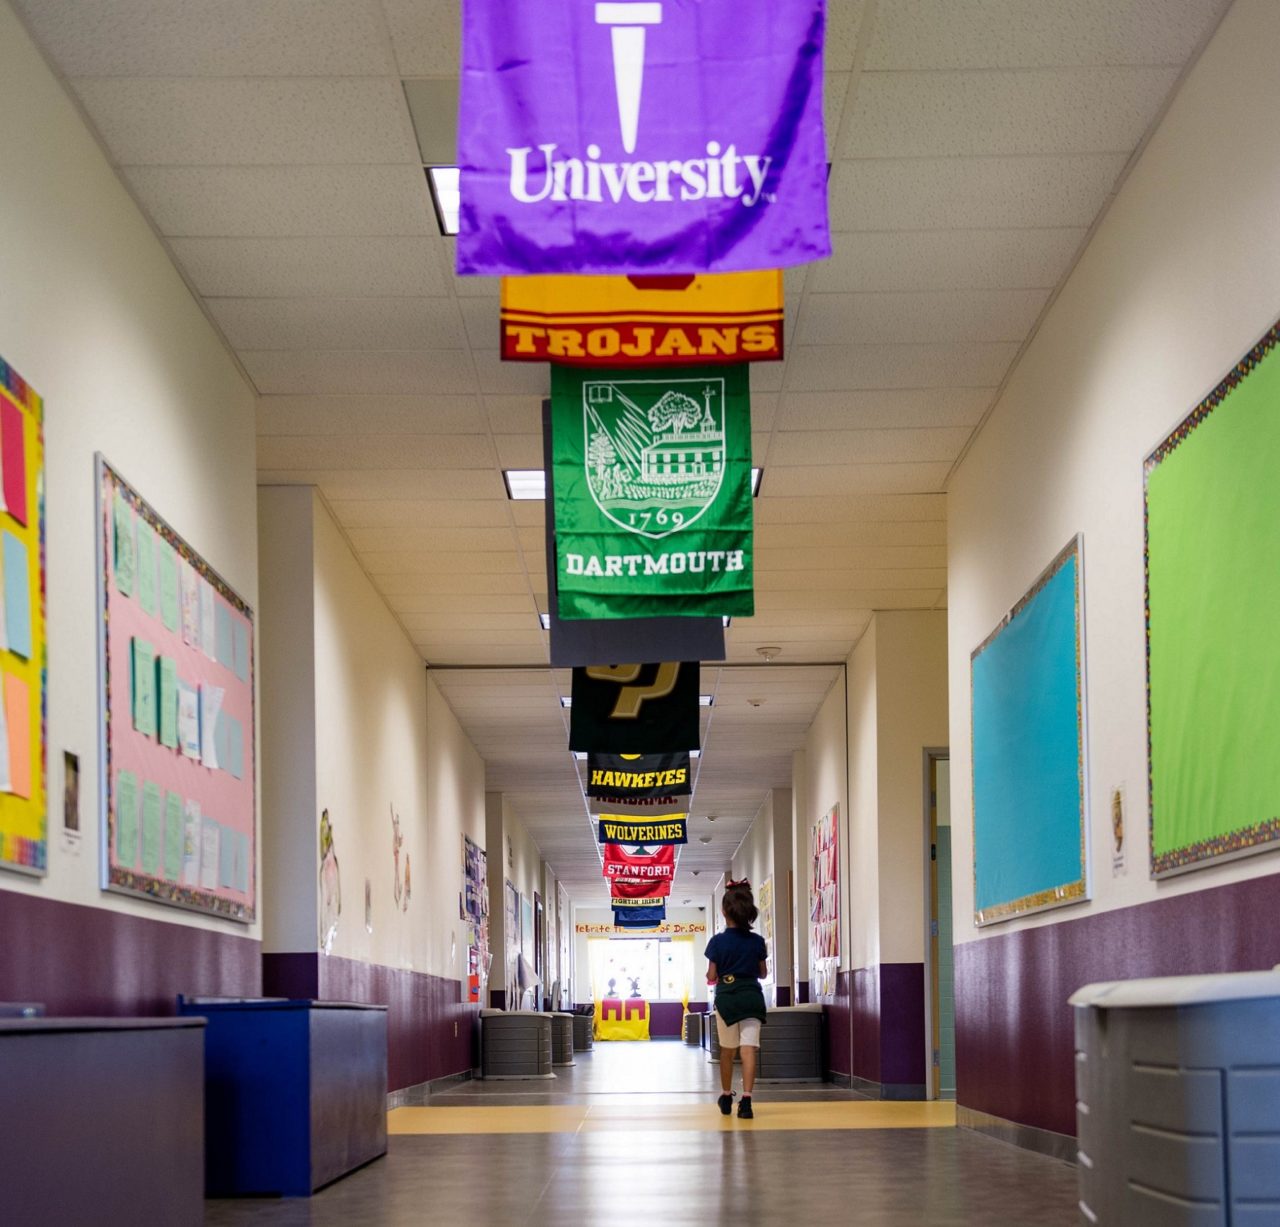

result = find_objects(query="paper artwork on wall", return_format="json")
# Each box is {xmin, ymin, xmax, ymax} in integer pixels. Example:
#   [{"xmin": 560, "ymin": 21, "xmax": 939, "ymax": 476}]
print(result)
[
  {"xmin": 463, "ymin": 835, "xmax": 489, "ymax": 1004},
  {"xmin": 319, "ymin": 809, "xmax": 341, "ymax": 953},
  {"xmin": 758, "ymin": 876, "xmax": 775, "ymax": 988},
  {"xmin": 1146, "ymin": 319, "xmax": 1280, "ymax": 876},
  {"xmin": 98, "ymin": 456, "xmax": 255, "ymax": 920},
  {"xmin": 809, "ymin": 804, "xmax": 838, "ymax": 996},
  {"xmin": 0, "ymin": 357, "xmax": 46, "ymax": 877},
  {"xmin": 970, "ymin": 537, "xmax": 1089, "ymax": 925}
]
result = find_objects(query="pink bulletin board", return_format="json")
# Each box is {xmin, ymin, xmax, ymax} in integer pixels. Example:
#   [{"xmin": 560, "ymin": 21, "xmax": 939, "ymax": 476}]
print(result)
[{"xmin": 97, "ymin": 456, "xmax": 255, "ymax": 921}]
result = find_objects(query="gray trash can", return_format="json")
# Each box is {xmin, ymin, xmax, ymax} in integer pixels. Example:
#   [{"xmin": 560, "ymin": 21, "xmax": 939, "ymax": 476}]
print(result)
[
  {"xmin": 550, "ymin": 1013, "xmax": 576, "ymax": 1067},
  {"xmin": 571, "ymin": 1013, "xmax": 593, "ymax": 1052},
  {"xmin": 1072, "ymin": 968, "xmax": 1280, "ymax": 1226},
  {"xmin": 683, "ymin": 1012, "xmax": 702, "ymax": 1046},
  {"xmin": 759, "ymin": 1004, "xmax": 823, "ymax": 1081},
  {"xmin": 479, "ymin": 1010, "xmax": 554, "ymax": 1080}
]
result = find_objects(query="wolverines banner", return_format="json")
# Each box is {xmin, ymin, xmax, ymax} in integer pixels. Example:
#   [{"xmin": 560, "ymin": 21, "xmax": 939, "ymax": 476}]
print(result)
[
  {"xmin": 598, "ymin": 814, "xmax": 688, "ymax": 846},
  {"xmin": 604, "ymin": 842, "xmax": 675, "ymax": 881},
  {"xmin": 552, "ymin": 364, "xmax": 754, "ymax": 620},
  {"xmin": 501, "ymin": 273, "xmax": 783, "ymax": 366},
  {"xmin": 569, "ymin": 662, "xmax": 700, "ymax": 753},
  {"xmin": 587, "ymin": 751, "xmax": 692, "ymax": 800}
]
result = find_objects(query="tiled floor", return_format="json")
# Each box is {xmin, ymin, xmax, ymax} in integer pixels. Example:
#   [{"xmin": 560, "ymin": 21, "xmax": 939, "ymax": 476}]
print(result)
[{"xmin": 207, "ymin": 1041, "xmax": 1080, "ymax": 1226}]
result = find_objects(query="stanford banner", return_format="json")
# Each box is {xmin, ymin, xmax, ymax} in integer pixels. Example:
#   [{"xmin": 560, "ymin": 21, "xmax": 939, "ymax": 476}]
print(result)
[
  {"xmin": 552, "ymin": 364, "xmax": 753, "ymax": 620},
  {"xmin": 457, "ymin": 0, "xmax": 830, "ymax": 276},
  {"xmin": 603, "ymin": 841, "xmax": 675, "ymax": 881},
  {"xmin": 597, "ymin": 814, "xmax": 688, "ymax": 846},
  {"xmin": 501, "ymin": 273, "xmax": 783, "ymax": 366},
  {"xmin": 569, "ymin": 662, "xmax": 700, "ymax": 753},
  {"xmin": 587, "ymin": 751, "xmax": 692, "ymax": 799}
]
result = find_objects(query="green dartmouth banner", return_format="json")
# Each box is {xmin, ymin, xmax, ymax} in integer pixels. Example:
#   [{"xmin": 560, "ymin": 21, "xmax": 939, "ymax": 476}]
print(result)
[{"xmin": 551, "ymin": 363, "xmax": 754, "ymax": 619}]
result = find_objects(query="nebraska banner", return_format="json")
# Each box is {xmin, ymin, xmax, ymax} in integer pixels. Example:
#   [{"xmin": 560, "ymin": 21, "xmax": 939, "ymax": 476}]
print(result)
[
  {"xmin": 587, "ymin": 751, "xmax": 691, "ymax": 799},
  {"xmin": 597, "ymin": 814, "xmax": 688, "ymax": 846},
  {"xmin": 588, "ymin": 793, "xmax": 691, "ymax": 817},
  {"xmin": 501, "ymin": 273, "xmax": 783, "ymax": 366},
  {"xmin": 552, "ymin": 364, "xmax": 753, "ymax": 619},
  {"xmin": 603, "ymin": 841, "xmax": 675, "ymax": 880},
  {"xmin": 569, "ymin": 662, "xmax": 700, "ymax": 753},
  {"xmin": 457, "ymin": 0, "xmax": 830, "ymax": 275}
]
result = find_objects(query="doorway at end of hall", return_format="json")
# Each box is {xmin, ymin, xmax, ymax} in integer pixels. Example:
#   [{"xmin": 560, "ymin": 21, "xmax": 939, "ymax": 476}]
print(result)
[{"xmin": 925, "ymin": 750, "xmax": 956, "ymax": 1101}]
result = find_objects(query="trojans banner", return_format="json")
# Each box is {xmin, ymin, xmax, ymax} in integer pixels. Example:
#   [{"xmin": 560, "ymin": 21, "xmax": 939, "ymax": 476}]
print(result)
[
  {"xmin": 603, "ymin": 841, "xmax": 675, "ymax": 881},
  {"xmin": 501, "ymin": 273, "xmax": 783, "ymax": 366},
  {"xmin": 597, "ymin": 814, "xmax": 688, "ymax": 846},
  {"xmin": 569, "ymin": 662, "xmax": 700, "ymax": 753},
  {"xmin": 587, "ymin": 751, "xmax": 692, "ymax": 799},
  {"xmin": 457, "ymin": 0, "xmax": 830, "ymax": 276},
  {"xmin": 552, "ymin": 364, "xmax": 753, "ymax": 620}
]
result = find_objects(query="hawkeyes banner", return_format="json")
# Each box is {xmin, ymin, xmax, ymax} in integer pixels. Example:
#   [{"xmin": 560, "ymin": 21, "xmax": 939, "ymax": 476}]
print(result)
[
  {"xmin": 603, "ymin": 842, "xmax": 675, "ymax": 881},
  {"xmin": 552, "ymin": 363, "xmax": 754, "ymax": 620},
  {"xmin": 569, "ymin": 662, "xmax": 700, "ymax": 753},
  {"xmin": 501, "ymin": 273, "xmax": 783, "ymax": 367},
  {"xmin": 613, "ymin": 905, "xmax": 666, "ymax": 929},
  {"xmin": 598, "ymin": 814, "xmax": 688, "ymax": 846},
  {"xmin": 587, "ymin": 752, "xmax": 692, "ymax": 800},
  {"xmin": 588, "ymin": 793, "xmax": 691, "ymax": 817}
]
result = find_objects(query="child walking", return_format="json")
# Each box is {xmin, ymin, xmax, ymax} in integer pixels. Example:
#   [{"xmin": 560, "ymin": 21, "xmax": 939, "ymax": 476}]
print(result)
[{"xmin": 704, "ymin": 878, "xmax": 768, "ymax": 1118}]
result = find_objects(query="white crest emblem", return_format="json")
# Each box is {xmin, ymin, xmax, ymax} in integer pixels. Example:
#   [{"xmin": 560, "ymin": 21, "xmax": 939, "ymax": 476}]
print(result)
[{"xmin": 595, "ymin": 2, "xmax": 663, "ymax": 153}]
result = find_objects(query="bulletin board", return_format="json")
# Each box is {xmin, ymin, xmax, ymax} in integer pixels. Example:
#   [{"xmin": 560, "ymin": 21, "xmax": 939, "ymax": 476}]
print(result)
[
  {"xmin": 461, "ymin": 834, "xmax": 489, "ymax": 1004},
  {"xmin": 0, "ymin": 358, "xmax": 46, "ymax": 877},
  {"xmin": 971, "ymin": 538, "xmax": 1088, "ymax": 925},
  {"xmin": 97, "ymin": 456, "xmax": 256, "ymax": 920},
  {"xmin": 808, "ymin": 804, "xmax": 838, "ymax": 997},
  {"xmin": 1146, "ymin": 320, "xmax": 1280, "ymax": 876}
]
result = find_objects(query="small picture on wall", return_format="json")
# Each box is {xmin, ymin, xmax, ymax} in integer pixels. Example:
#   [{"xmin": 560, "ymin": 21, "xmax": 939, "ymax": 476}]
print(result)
[{"xmin": 63, "ymin": 752, "xmax": 80, "ymax": 833}]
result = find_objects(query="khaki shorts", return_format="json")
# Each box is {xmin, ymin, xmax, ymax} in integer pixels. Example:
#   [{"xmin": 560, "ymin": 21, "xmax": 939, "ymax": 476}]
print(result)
[{"xmin": 715, "ymin": 1014, "xmax": 761, "ymax": 1049}]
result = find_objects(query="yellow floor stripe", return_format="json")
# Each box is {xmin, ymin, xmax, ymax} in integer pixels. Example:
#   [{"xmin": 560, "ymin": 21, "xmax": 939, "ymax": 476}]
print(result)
[{"xmin": 388, "ymin": 1100, "xmax": 956, "ymax": 1136}]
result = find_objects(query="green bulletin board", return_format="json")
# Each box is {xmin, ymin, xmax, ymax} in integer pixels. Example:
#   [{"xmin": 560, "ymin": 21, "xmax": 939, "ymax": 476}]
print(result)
[{"xmin": 1146, "ymin": 320, "xmax": 1280, "ymax": 876}]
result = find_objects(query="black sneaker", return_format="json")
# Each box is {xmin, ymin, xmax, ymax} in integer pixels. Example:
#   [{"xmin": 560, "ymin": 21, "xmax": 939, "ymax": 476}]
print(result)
[
  {"xmin": 737, "ymin": 1097, "xmax": 754, "ymax": 1119},
  {"xmin": 717, "ymin": 1093, "xmax": 734, "ymax": 1115}
]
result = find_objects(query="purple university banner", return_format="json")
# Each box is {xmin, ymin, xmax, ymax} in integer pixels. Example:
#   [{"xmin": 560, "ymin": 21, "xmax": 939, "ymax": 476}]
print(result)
[{"xmin": 457, "ymin": 0, "xmax": 830, "ymax": 276}]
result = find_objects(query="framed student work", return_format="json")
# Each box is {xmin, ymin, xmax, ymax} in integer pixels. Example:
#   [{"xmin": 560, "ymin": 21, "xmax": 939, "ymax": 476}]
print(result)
[
  {"xmin": 0, "ymin": 358, "xmax": 47, "ymax": 877},
  {"xmin": 809, "ymin": 805, "xmax": 838, "ymax": 996},
  {"xmin": 97, "ymin": 456, "xmax": 256, "ymax": 920},
  {"xmin": 970, "ymin": 537, "xmax": 1089, "ymax": 925},
  {"xmin": 1146, "ymin": 320, "xmax": 1280, "ymax": 876}
]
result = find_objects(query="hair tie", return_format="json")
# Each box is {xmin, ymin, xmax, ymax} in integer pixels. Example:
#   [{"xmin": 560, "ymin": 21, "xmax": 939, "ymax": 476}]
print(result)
[{"xmin": 726, "ymin": 877, "xmax": 751, "ymax": 889}]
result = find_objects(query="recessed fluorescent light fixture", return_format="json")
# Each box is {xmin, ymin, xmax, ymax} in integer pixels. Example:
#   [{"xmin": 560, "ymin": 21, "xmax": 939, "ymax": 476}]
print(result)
[
  {"xmin": 559, "ymin": 696, "xmax": 572, "ymax": 709},
  {"xmin": 689, "ymin": 749, "xmax": 701, "ymax": 758},
  {"xmin": 722, "ymin": 616, "xmax": 732, "ymax": 628},
  {"xmin": 573, "ymin": 751, "xmax": 587, "ymax": 760},
  {"xmin": 698, "ymin": 695, "xmax": 714, "ymax": 707},
  {"xmin": 503, "ymin": 469, "xmax": 546, "ymax": 500},
  {"xmin": 425, "ymin": 166, "xmax": 460, "ymax": 236},
  {"xmin": 539, "ymin": 612, "xmax": 551, "ymax": 630},
  {"xmin": 751, "ymin": 467, "xmax": 763, "ymax": 496}
]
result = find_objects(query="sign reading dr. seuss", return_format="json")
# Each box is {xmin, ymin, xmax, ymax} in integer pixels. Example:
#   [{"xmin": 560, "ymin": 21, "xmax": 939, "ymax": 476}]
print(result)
[{"xmin": 458, "ymin": 1, "xmax": 830, "ymax": 275}]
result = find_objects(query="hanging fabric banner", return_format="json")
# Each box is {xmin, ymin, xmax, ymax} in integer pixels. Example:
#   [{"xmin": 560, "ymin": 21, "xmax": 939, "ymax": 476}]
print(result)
[
  {"xmin": 588, "ymin": 793, "xmax": 691, "ymax": 817},
  {"xmin": 613, "ymin": 905, "xmax": 667, "ymax": 929},
  {"xmin": 457, "ymin": 0, "xmax": 830, "ymax": 276},
  {"xmin": 586, "ymin": 751, "xmax": 692, "ymax": 799},
  {"xmin": 569, "ymin": 662, "xmax": 700, "ymax": 753},
  {"xmin": 501, "ymin": 273, "xmax": 783, "ymax": 366},
  {"xmin": 611, "ymin": 894, "xmax": 668, "ymax": 909},
  {"xmin": 598, "ymin": 814, "xmax": 688, "ymax": 846},
  {"xmin": 611, "ymin": 875, "xmax": 673, "ymax": 899},
  {"xmin": 552, "ymin": 364, "xmax": 753, "ymax": 620},
  {"xmin": 603, "ymin": 841, "xmax": 675, "ymax": 881}
]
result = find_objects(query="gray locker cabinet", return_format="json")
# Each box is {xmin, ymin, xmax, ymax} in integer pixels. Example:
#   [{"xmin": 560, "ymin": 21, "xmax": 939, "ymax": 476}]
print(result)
[
  {"xmin": 549, "ymin": 1013, "xmax": 576, "ymax": 1066},
  {"xmin": 571, "ymin": 1012, "xmax": 594, "ymax": 1051},
  {"xmin": 759, "ymin": 1005, "xmax": 824, "ymax": 1081},
  {"xmin": 479, "ymin": 1010, "xmax": 555, "ymax": 1079}
]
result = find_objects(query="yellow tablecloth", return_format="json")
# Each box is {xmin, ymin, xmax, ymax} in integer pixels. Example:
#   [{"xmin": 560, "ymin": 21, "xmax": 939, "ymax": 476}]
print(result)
[{"xmin": 594, "ymin": 997, "xmax": 650, "ymax": 1041}]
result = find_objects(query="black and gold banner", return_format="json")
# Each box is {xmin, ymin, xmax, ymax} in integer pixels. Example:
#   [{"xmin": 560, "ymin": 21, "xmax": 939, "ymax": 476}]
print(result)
[
  {"xmin": 597, "ymin": 814, "xmax": 688, "ymax": 846},
  {"xmin": 569, "ymin": 662, "xmax": 700, "ymax": 753},
  {"xmin": 586, "ymin": 752, "xmax": 692, "ymax": 800}
]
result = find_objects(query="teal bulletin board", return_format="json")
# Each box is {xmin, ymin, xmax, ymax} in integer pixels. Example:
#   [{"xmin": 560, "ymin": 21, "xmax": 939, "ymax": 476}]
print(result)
[
  {"xmin": 1146, "ymin": 321, "xmax": 1280, "ymax": 876},
  {"xmin": 971, "ymin": 538, "xmax": 1089, "ymax": 925}
]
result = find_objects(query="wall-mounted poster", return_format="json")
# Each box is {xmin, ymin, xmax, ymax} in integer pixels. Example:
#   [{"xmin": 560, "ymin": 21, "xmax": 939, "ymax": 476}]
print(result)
[
  {"xmin": 504, "ymin": 879, "xmax": 519, "ymax": 1000},
  {"xmin": 97, "ymin": 457, "xmax": 255, "ymax": 920},
  {"xmin": 971, "ymin": 537, "xmax": 1089, "ymax": 925},
  {"xmin": 462, "ymin": 835, "xmax": 489, "ymax": 1004},
  {"xmin": 521, "ymin": 893, "xmax": 535, "ymax": 967},
  {"xmin": 0, "ymin": 358, "xmax": 47, "ymax": 877},
  {"xmin": 809, "ymin": 805, "xmax": 838, "ymax": 997},
  {"xmin": 1147, "ymin": 320, "xmax": 1280, "ymax": 876},
  {"xmin": 757, "ymin": 876, "xmax": 775, "ymax": 988}
]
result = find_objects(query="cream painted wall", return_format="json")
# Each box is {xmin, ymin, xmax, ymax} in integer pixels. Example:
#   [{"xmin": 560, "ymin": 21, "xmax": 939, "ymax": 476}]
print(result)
[
  {"xmin": 790, "ymin": 749, "xmax": 809, "ymax": 985},
  {"xmin": 730, "ymin": 788, "xmax": 794, "ymax": 1002},
  {"xmin": 0, "ymin": 2, "xmax": 258, "ymax": 934},
  {"xmin": 483, "ymin": 792, "xmax": 544, "ymax": 1004},
  {"xmin": 947, "ymin": 0, "xmax": 1280, "ymax": 948}
]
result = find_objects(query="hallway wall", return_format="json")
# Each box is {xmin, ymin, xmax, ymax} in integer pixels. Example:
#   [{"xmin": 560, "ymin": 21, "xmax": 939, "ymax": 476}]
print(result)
[
  {"xmin": 484, "ymin": 792, "xmax": 544, "ymax": 1010},
  {"xmin": 0, "ymin": 0, "xmax": 260, "ymax": 1011},
  {"xmin": 947, "ymin": 0, "xmax": 1280, "ymax": 1141}
]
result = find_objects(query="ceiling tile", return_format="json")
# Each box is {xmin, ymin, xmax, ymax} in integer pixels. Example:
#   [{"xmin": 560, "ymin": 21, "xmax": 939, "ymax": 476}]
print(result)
[
  {"xmin": 768, "ymin": 427, "xmax": 971, "ymax": 466},
  {"xmin": 213, "ymin": 298, "xmax": 466, "ymax": 351},
  {"xmin": 794, "ymin": 289, "xmax": 1049, "ymax": 346},
  {"xmin": 124, "ymin": 166, "xmax": 434, "ymax": 238},
  {"xmin": 493, "ymin": 435, "xmax": 544, "ymax": 471},
  {"xmin": 825, "ymin": 0, "xmax": 869, "ymax": 71},
  {"xmin": 242, "ymin": 350, "xmax": 480, "ymax": 396},
  {"xmin": 756, "ymin": 544, "xmax": 947, "ymax": 570},
  {"xmin": 347, "ymin": 523, "xmax": 520, "ymax": 551},
  {"xmin": 841, "ymin": 67, "xmax": 1178, "ymax": 159},
  {"xmin": 256, "ymin": 432, "xmax": 492, "ymax": 470},
  {"xmin": 784, "ymin": 342, "xmax": 1019, "ymax": 391},
  {"xmin": 828, "ymin": 154, "xmax": 1129, "ymax": 232},
  {"xmin": 754, "ymin": 588, "xmax": 943, "ymax": 611},
  {"xmin": 362, "ymin": 550, "xmax": 522, "ymax": 576},
  {"xmin": 776, "ymin": 388, "xmax": 993, "ymax": 430},
  {"xmin": 474, "ymin": 355, "xmax": 551, "ymax": 396},
  {"xmin": 864, "ymin": 0, "xmax": 1229, "ymax": 70},
  {"xmin": 756, "ymin": 567, "xmax": 945, "ymax": 591},
  {"xmin": 73, "ymin": 78, "xmax": 419, "ymax": 165},
  {"xmin": 257, "ymin": 396, "xmax": 487, "ymax": 437},
  {"xmin": 754, "ymin": 492, "xmax": 946, "ymax": 523},
  {"xmin": 268, "ymin": 473, "xmax": 507, "ymax": 502},
  {"xmin": 14, "ymin": 0, "xmax": 394, "ymax": 75},
  {"xmin": 764, "ymin": 462, "xmax": 951, "ymax": 496},
  {"xmin": 808, "ymin": 228, "xmax": 1087, "ymax": 293},
  {"xmin": 169, "ymin": 237, "xmax": 452, "ymax": 297},
  {"xmin": 484, "ymin": 396, "xmax": 545, "ymax": 435},
  {"xmin": 390, "ymin": 594, "xmax": 537, "ymax": 616},
  {"xmin": 756, "ymin": 520, "xmax": 946, "ymax": 548},
  {"xmin": 382, "ymin": 0, "xmax": 462, "ymax": 76}
]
